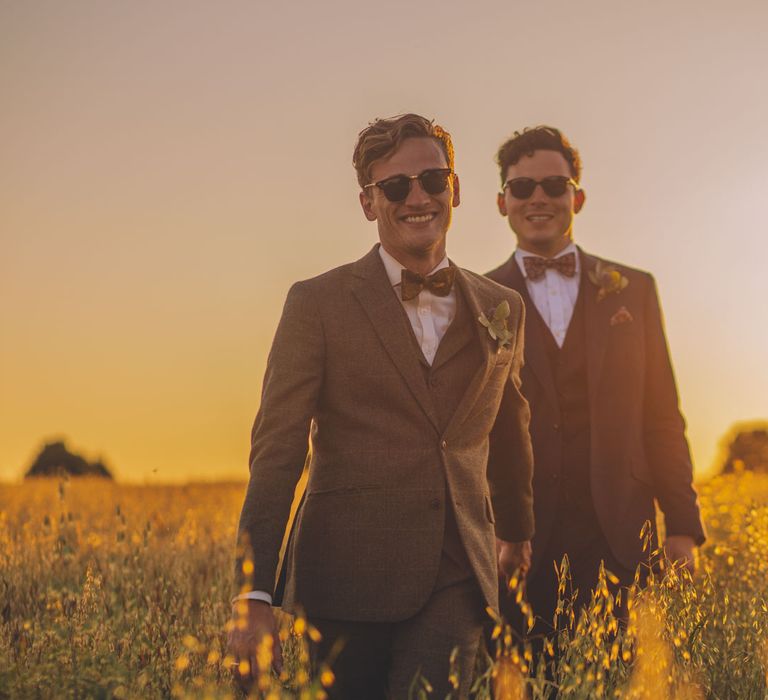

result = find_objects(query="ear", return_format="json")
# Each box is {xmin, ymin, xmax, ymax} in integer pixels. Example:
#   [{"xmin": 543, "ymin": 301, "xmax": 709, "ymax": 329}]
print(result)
[
  {"xmin": 574, "ymin": 188, "xmax": 586, "ymax": 214},
  {"xmin": 451, "ymin": 173, "xmax": 461, "ymax": 207},
  {"xmin": 497, "ymin": 191, "xmax": 507, "ymax": 216},
  {"xmin": 359, "ymin": 190, "xmax": 377, "ymax": 221}
]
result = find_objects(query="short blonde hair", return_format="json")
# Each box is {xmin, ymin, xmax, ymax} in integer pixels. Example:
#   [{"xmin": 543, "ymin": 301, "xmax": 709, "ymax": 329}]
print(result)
[{"xmin": 352, "ymin": 113, "xmax": 454, "ymax": 189}]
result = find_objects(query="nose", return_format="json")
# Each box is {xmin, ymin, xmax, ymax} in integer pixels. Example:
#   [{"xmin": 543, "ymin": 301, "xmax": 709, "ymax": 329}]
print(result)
[
  {"xmin": 528, "ymin": 182, "xmax": 548, "ymax": 204},
  {"xmin": 404, "ymin": 177, "xmax": 432, "ymax": 206}
]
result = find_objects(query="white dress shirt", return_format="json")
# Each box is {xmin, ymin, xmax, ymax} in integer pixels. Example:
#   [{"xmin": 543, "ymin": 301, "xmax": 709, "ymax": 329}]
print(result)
[
  {"xmin": 235, "ymin": 246, "xmax": 457, "ymax": 605},
  {"xmin": 514, "ymin": 242, "xmax": 580, "ymax": 348},
  {"xmin": 378, "ymin": 245, "xmax": 456, "ymax": 365}
]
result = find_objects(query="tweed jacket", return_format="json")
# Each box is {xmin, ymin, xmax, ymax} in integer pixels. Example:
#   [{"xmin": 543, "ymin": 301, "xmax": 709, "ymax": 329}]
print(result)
[
  {"xmin": 486, "ymin": 247, "xmax": 705, "ymax": 574},
  {"xmin": 236, "ymin": 245, "xmax": 534, "ymax": 621}
]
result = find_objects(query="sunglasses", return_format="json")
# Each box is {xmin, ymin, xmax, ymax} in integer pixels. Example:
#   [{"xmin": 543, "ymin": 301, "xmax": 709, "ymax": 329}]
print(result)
[
  {"xmin": 365, "ymin": 168, "xmax": 453, "ymax": 202},
  {"xmin": 503, "ymin": 176, "xmax": 579, "ymax": 200}
]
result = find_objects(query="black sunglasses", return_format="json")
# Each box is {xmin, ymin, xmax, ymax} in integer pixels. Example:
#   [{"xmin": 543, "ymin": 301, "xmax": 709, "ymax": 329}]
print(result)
[
  {"xmin": 365, "ymin": 168, "xmax": 453, "ymax": 202},
  {"xmin": 503, "ymin": 176, "xmax": 579, "ymax": 200}
]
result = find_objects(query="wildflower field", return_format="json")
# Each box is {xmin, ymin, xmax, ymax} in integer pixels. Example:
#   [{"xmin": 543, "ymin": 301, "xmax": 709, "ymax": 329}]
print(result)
[{"xmin": 1, "ymin": 472, "xmax": 767, "ymax": 699}]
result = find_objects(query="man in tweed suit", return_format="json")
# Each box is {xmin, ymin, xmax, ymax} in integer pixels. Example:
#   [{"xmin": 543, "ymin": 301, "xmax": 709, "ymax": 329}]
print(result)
[
  {"xmin": 486, "ymin": 126, "xmax": 705, "ymax": 637},
  {"xmin": 226, "ymin": 114, "xmax": 535, "ymax": 698}
]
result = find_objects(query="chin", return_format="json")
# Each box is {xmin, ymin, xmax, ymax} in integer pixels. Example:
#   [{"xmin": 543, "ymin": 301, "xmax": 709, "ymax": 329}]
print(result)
[
  {"xmin": 524, "ymin": 230, "xmax": 566, "ymax": 247},
  {"xmin": 406, "ymin": 229, "xmax": 443, "ymax": 247},
  {"xmin": 521, "ymin": 236, "xmax": 555, "ymax": 249}
]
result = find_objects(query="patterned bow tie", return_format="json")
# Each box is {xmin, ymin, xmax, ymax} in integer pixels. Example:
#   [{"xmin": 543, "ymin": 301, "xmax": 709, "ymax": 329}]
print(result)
[
  {"xmin": 400, "ymin": 267, "xmax": 456, "ymax": 301},
  {"xmin": 522, "ymin": 252, "xmax": 577, "ymax": 281}
]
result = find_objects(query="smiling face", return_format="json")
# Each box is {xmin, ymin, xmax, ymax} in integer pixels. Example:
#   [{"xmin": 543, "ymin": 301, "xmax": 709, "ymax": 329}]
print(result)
[
  {"xmin": 360, "ymin": 137, "xmax": 460, "ymax": 274},
  {"xmin": 497, "ymin": 149, "xmax": 585, "ymax": 257}
]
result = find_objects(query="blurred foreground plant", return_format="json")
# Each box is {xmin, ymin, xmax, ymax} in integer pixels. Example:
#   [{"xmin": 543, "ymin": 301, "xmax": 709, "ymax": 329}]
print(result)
[{"xmin": 1, "ymin": 471, "xmax": 767, "ymax": 698}]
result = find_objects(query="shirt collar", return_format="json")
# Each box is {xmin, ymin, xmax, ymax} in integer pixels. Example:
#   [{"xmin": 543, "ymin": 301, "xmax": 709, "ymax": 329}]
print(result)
[
  {"xmin": 514, "ymin": 241, "xmax": 580, "ymax": 280},
  {"xmin": 378, "ymin": 245, "xmax": 450, "ymax": 289}
]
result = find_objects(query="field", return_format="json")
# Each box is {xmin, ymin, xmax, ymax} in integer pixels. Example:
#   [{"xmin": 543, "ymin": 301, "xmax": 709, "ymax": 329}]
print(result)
[{"xmin": 1, "ymin": 472, "xmax": 767, "ymax": 699}]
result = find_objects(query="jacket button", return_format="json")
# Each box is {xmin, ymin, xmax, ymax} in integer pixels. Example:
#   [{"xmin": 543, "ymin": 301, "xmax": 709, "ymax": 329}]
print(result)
[
  {"xmin": 553, "ymin": 423, "xmax": 560, "ymax": 431},
  {"xmin": 429, "ymin": 498, "xmax": 441, "ymax": 510}
]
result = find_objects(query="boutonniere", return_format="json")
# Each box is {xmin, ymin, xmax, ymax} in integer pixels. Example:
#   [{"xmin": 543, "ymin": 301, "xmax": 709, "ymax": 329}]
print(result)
[
  {"xmin": 588, "ymin": 261, "xmax": 629, "ymax": 302},
  {"xmin": 478, "ymin": 300, "xmax": 513, "ymax": 351}
]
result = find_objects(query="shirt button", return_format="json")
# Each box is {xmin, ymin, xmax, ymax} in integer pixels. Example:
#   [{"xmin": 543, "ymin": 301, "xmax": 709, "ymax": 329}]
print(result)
[
  {"xmin": 553, "ymin": 423, "xmax": 561, "ymax": 431},
  {"xmin": 440, "ymin": 440, "xmax": 447, "ymax": 449},
  {"xmin": 419, "ymin": 307, "xmax": 428, "ymax": 315}
]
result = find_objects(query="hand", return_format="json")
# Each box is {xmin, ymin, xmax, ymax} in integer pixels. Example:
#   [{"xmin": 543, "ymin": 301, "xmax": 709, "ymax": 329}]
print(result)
[
  {"xmin": 664, "ymin": 534, "xmax": 697, "ymax": 575},
  {"xmin": 497, "ymin": 538, "xmax": 532, "ymax": 590},
  {"xmin": 226, "ymin": 599, "xmax": 283, "ymax": 689}
]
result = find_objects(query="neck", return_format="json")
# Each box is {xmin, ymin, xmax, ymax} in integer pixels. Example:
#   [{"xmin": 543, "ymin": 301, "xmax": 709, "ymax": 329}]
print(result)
[
  {"xmin": 517, "ymin": 234, "xmax": 573, "ymax": 259},
  {"xmin": 381, "ymin": 243, "xmax": 446, "ymax": 276}
]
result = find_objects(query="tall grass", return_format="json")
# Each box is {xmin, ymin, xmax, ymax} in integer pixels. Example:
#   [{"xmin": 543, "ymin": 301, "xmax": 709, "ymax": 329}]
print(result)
[{"xmin": 1, "ymin": 470, "xmax": 767, "ymax": 698}]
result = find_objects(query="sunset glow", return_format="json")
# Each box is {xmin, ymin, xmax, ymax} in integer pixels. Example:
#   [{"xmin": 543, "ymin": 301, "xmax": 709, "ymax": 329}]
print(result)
[{"xmin": 2, "ymin": 1, "xmax": 766, "ymax": 481}]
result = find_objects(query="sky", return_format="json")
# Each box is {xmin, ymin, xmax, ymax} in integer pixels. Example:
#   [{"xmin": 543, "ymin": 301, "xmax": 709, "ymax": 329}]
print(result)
[{"xmin": 1, "ymin": 0, "xmax": 766, "ymax": 482}]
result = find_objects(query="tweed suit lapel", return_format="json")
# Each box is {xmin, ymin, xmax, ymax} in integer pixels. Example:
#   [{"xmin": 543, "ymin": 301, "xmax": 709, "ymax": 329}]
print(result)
[
  {"xmin": 581, "ymin": 248, "xmax": 614, "ymax": 410},
  {"xmin": 350, "ymin": 246, "xmax": 440, "ymax": 433},
  {"xmin": 499, "ymin": 256, "xmax": 559, "ymax": 411},
  {"xmin": 440, "ymin": 268, "xmax": 500, "ymax": 437},
  {"xmin": 430, "ymin": 272, "xmax": 473, "ymax": 371}
]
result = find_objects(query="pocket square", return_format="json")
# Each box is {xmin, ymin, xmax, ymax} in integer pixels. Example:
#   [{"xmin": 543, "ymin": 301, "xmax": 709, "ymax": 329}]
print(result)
[{"xmin": 610, "ymin": 306, "xmax": 634, "ymax": 326}]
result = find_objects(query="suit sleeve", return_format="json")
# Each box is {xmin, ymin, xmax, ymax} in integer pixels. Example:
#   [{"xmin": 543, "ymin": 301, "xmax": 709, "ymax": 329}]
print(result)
[
  {"xmin": 486, "ymin": 294, "xmax": 535, "ymax": 542},
  {"xmin": 234, "ymin": 281, "xmax": 325, "ymax": 593},
  {"xmin": 642, "ymin": 275, "xmax": 705, "ymax": 544}
]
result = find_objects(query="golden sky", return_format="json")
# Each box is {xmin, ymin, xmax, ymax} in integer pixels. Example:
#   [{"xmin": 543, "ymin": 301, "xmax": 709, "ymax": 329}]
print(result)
[{"xmin": 2, "ymin": 0, "xmax": 767, "ymax": 482}]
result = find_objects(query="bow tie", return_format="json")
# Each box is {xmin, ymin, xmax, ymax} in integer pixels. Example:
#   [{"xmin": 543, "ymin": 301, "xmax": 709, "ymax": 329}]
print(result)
[
  {"xmin": 522, "ymin": 252, "xmax": 577, "ymax": 281},
  {"xmin": 400, "ymin": 267, "xmax": 456, "ymax": 301}
]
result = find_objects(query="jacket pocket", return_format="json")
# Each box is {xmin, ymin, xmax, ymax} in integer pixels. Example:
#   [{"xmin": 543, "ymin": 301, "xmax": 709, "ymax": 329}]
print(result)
[{"xmin": 306, "ymin": 485, "xmax": 379, "ymax": 496}]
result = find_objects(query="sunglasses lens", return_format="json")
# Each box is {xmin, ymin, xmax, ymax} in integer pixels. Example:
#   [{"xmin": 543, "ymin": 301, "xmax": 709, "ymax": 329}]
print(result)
[
  {"xmin": 506, "ymin": 177, "xmax": 572, "ymax": 199},
  {"xmin": 375, "ymin": 169, "xmax": 452, "ymax": 201},
  {"xmin": 540, "ymin": 177, "xmax": 569, "ymax": 197},
  {"xmin": 420, "ymin": 169, "xmax": 451, "ymax": 195},
  {"xmin": 379, "ymin": 177, "xmax": 411, "ymax": 202},
  {"xmin": 507, "ymin": 179, "xmax": 537, "ymax": 199}
]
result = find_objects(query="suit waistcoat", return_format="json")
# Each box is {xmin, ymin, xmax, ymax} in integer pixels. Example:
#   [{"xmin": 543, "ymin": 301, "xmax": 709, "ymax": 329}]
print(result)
[
  {"xmin": 535, "ymin": 278, "xmax": 596, "ymax": 521},
  {"xmin": 415, "ymin": 286, "xmax": 483, "ymax": 432},
  {"xmin": 409, "ymin": 285, "xmax": 482, "ymax": 587}
]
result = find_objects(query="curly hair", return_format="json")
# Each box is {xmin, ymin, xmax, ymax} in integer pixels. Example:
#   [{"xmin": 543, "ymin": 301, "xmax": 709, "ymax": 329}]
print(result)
[
  {"xmin": 352, "ymin": 113, "xmax": 454, "ymax": 189},
  {"xmin": 496, "ymin": 126, "xmax": 582, "ymax": 186}
]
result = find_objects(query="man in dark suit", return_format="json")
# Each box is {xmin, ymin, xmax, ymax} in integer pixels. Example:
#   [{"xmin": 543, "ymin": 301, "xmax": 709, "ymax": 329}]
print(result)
[
  {"xmin": 226, "ymin": 114, "xmax": 535, "ymax": 698},
  {"xmin": 486, "ymin": 126, "xmax": 705, "ymax": 635}
]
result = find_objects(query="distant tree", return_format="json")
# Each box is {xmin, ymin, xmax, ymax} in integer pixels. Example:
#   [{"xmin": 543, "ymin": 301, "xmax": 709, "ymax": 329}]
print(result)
[
  {"xmin": 24, "ymin": 440, "xmax": 114, "ymax": 479},
  {"xmin": 719, "ymin": 422, "xmax": 768, "ymax": 474},
  {"xmin": 88, "ymin": 459, "xmax": 113, "ymax": 478}
]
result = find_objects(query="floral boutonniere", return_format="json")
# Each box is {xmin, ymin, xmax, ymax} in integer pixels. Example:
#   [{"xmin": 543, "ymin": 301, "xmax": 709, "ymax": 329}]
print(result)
[
  {"xmin": 588, "ymin": 260, "xmax": 629, "ymax": 302},
  {"xmin": 479, "ymin": 300, "xmax": 513, "ymax": 351}
]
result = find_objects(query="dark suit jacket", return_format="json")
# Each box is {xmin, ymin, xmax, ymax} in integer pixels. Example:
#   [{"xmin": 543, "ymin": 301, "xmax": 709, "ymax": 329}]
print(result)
[
  {"xmin": 236, "ymin": 245, "xmax": 535, "ymax": 621},
  {"xmin": 486, "ymin": 248, "xmax": 705, "ymax": 574}
]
